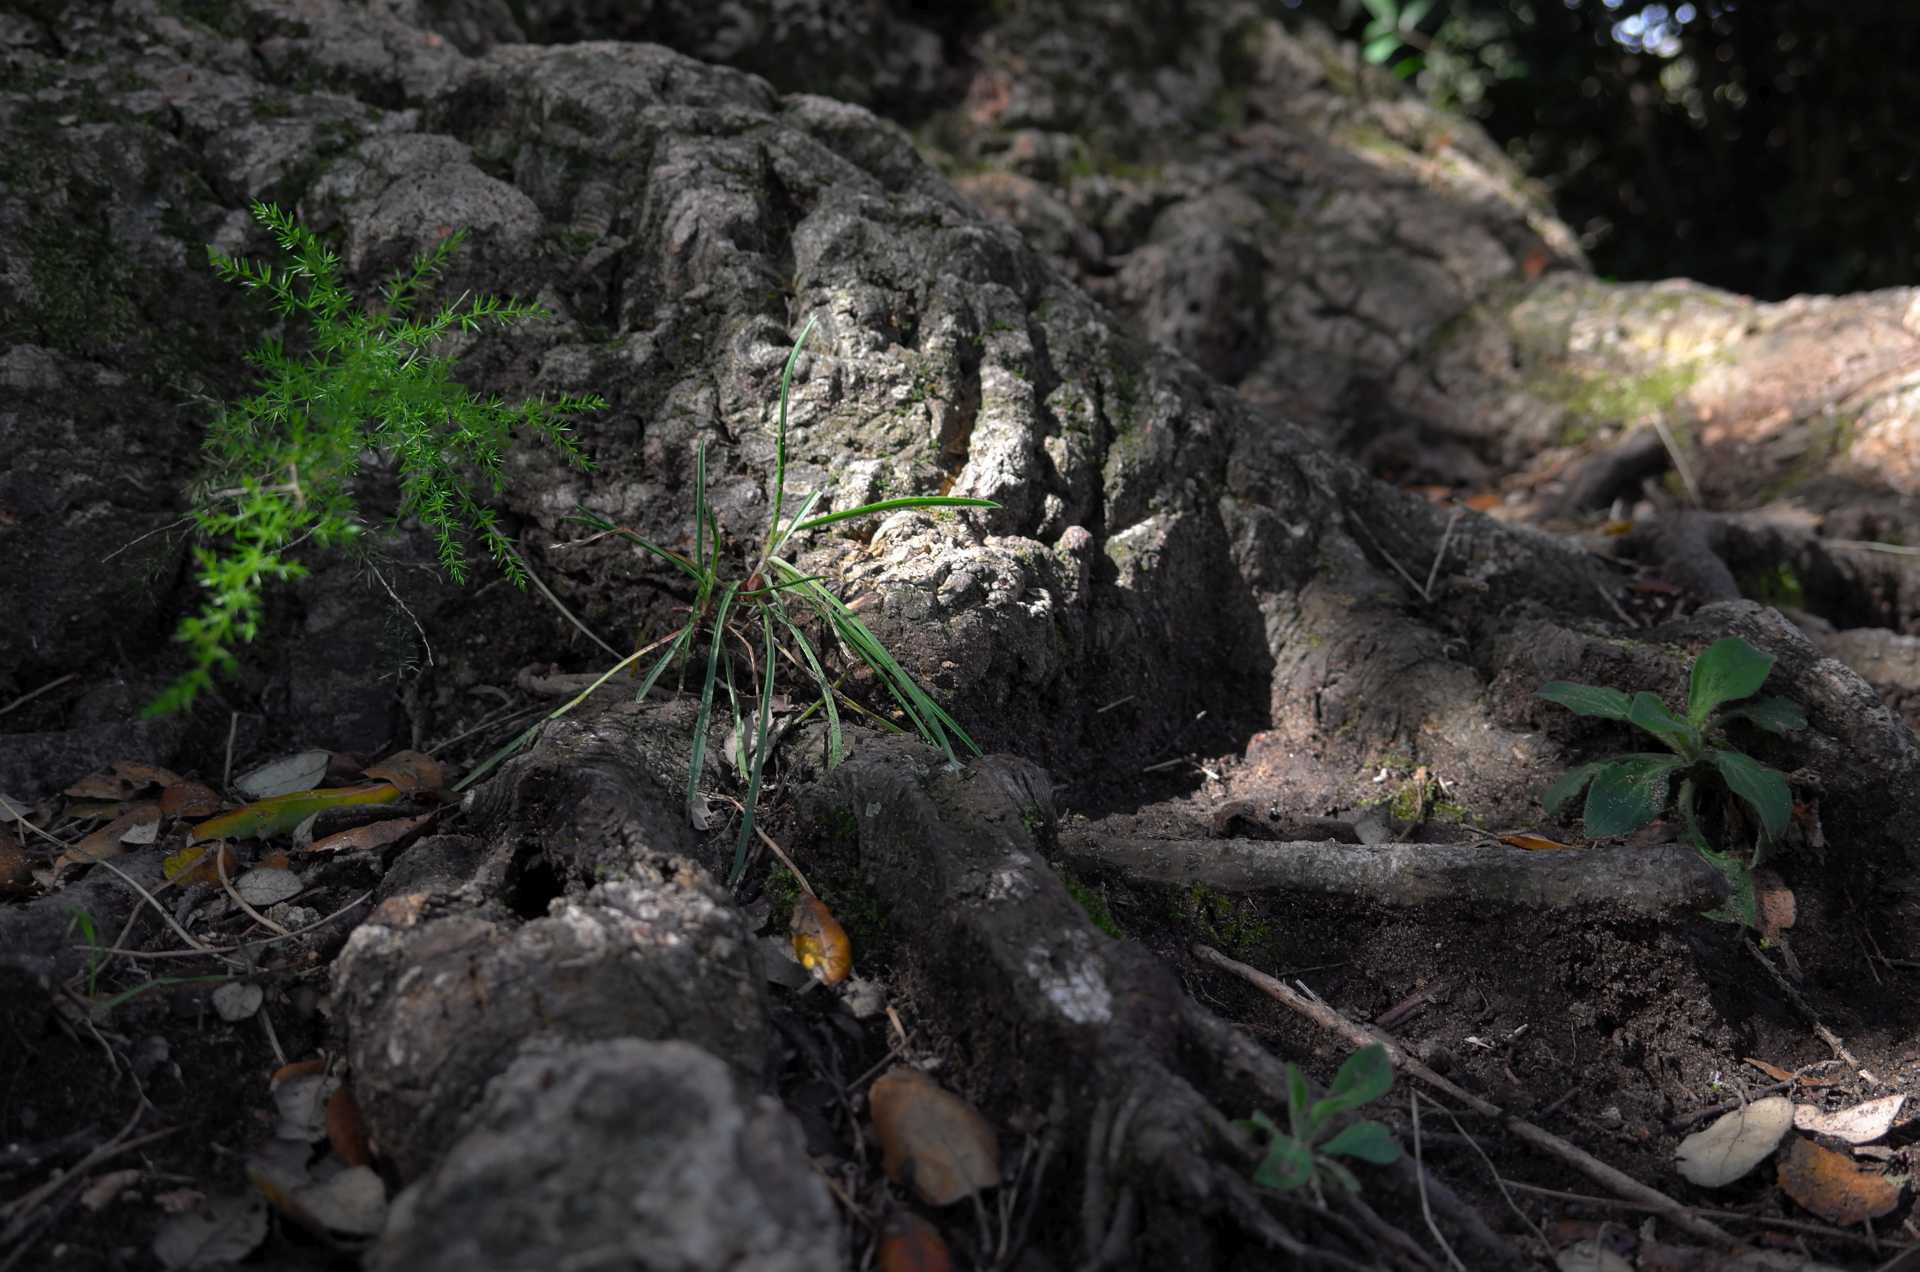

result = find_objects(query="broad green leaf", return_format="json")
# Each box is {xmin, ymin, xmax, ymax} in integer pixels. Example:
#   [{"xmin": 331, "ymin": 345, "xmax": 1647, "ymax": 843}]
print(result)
[
  {"xmin": 1627, "ymin": 691, "xmax": 1699, "ymax": 759},
  {"xmin": 1709, "ymin": 750, "xmax": 1791, "ymax": 840},
  {"xmin": 1693, "ymin": 837, "xmax": 1760, "ymax": 929},
  {"xmin": 1363, "ymin": 33, "xmax": 1401, "ymax": 63},
  {"xmin": 1320, "ymin": 1120, "xmax": 1402, "ymax": 1165},
  {"xmin": 1251, "ymin": 1134, "xmax": 1316, "ymax": 1192},
  {"xmin": 1582, "ymin": 754, "xmax": 1685, "ymax": 837},
  {"xmin": 1687, "ymin": 637, "xmax": 1774, "ymax": 724},
  {"xmin": 1317, "ymin": 1158, "xmax": 1362, "ymax": 1195},
  {"xmin": 1399, "ymin": 0, "xmax": 1433, "ymax": 28},
  {"xmin": 1542, "ymin": 759, "xmax": 1610, "ymax": 816},
  {"xmin": 189, "ymin": 782, "xmax": 400, "ymax": 843},
  {"xmin": 1358, "ymin": 0, "xmax": 1397, "ymax": 23},
  {"xmin": 1537, "ymin": 682, "xmax": 1632, "ymax": 720},
  {"xmin": 1285, "ymin": 1064, "xmax": 1313, "ymax": 1140},
  {"xmin": 1314, "ymin": 1044, "xmax": 1393, "ymax": 1120},
  {"xmin": 1721, "ymin": 696, "xmax": 1806, "ymax": 735}
]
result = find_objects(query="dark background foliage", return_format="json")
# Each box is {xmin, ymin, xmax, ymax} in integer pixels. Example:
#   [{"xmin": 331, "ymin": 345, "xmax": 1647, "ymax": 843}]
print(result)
[{"xmin": 1284, "ymin": 0, "xmax": 1920, "ymax": 300}]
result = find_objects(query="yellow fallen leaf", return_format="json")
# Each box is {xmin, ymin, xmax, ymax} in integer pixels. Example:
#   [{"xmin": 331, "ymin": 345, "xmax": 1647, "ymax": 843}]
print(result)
[
  {"xmin": 190, "ymin": 783, "xmax": 401, "ymax": 843},
  {"xmin": 791, "ymin": 896, "xmax": 852, "ymax": 986}
]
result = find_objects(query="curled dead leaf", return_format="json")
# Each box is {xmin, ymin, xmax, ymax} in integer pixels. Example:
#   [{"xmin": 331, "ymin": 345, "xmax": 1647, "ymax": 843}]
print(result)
[
  {"xmin": 869, "ymin": 1067, "xmax": 1000, "ymax": 1206},
  {"xmin": 161, "ymin": 781, "xmax": 223, "ymax": 819},
  {"xmin": 1793, "ymin": 1094, "xmax": 1904, "ymax": 1145},
  {"xmin": 362, "ymin": 750, "xmax": 445, "ymax": 796},
  {"xmin": 309, "ymin": 812, "xmax": 433, "ymax": 856},
  {"xmin": 0, "ymin": 833, "xmax": 33, "ymax": 898},
  {"xmin": 791, "ymin": 895, "xmax": 852, "ymax": 987},
  {"xmin": 65, "ymin": 770, "xmax": 140, "ymax": 801},
  {"xmin": 1776, "ymin": 1134, "xmax": 1904, "ymax": 1225},
  {"xmin": 1674, "ymin": 1096, "xmax": 1792, "ymax": 1187},
  {"xmin": 235, "ymin": 750, "xmax": 330, "ymax": 800},
  {"xmin": 327, "ymin": 1084, "xmax": 371, "ymax": 1167},
  {"xmin": 878, "ymin": 1210, "xmax": 951, "ymax": 1272},
  {"xmin": 1752, "ymin": 867, "xmax": 1795, "ymax": 943},
  {"xmin": 55, "ymin": 803, "xmax": 161, "ymax": 873}
]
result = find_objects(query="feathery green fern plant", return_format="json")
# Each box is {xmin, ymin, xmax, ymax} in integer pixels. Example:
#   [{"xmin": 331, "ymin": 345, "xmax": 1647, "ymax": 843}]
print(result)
[
  {"xmin": 146, "ymin": 200, "xmax": 601, "ymax": 716},
  {"xmin": 453, "ymin": 316, "xmax": 997, "ymax": 885}
]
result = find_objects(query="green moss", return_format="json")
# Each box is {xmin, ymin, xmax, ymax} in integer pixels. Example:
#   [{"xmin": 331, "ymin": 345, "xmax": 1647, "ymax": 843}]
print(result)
[
  {"xmin": 1064, "ymin": 875, "xmax": 1123, "ymax": 938},
  {"xmin": 764, "ymin": 864, "xmax": 804, "ymax": 916},
  {"xmin": 1536, "ymin": 361, "xmax": 1704, "ymax": 445},
  {"xmin": 1178, "ymin": 884, "xmax": 1273, "ymax": 957},
  {"xmin": 1387, "ymin": 777, "xmax": 1431, "ymax": 823},
  {"xmin": 1739, "ymin": 561, "xmax": 1806, "ymax": 609}
]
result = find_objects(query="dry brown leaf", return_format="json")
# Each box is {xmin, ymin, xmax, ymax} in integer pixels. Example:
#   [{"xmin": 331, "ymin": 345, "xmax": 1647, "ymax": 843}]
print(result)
[
  {"xmin": 327, "ymin": 1085, "xmax": 371, "ymax": 1167},
  {"xmin": 791, "ymin": 895, "xmax": 853, "ymax": 986},
  {"xmin": 0, "ymin": 832, "xmax": 34, "ymax": 898},
  {"xmin": 869, "ymin": 1067, "xmax": 1000, "ymax": 1206},
  {"xmin": 61, "ymin": 798, "xmax": 129, "ymax": 820},
  {"xmin": 310, "ymin": 813, "xmax": 432, "ymax": 856},
  {"xmin": 1793, "ymin": 1094, "xmax": 1904, "ymax": 1145},
  {"xmin": 878, "ymin": 1211, "xmax": 951, "ymax": 1272},
  {"xmin": 1500, "ymin": 832, "xmax": 1570, "ymax": 852},
  {"xmin": 1744, "ymin": 1057, "xmax": 1794, "ymax": 1083},
  {"xmin": 64, "ymin": 770, "xmax": 139, "ymax": 800},
  {"xmin": 161, "ymin": 781, "xmax": 223, "ymax": 819},
  {"xmin": 362, "ymin": 750, "xmax": 445, "ymax": 796},
  {"xmin": 270, "ymin": 1058, "xmax": 329, "ymax": 1089},
  {"xmin": 1752, "ymin": 867, "xmax": 1796, "ymax": 942},
  {"xmin": 1776, "ymin": 1135, "xmax": 1903, "ymax": 1225},
  {"xmin": 57, "ymin": 803, "xmax": 161, "ymax": 871},
  {"xmin": 112, "ymin": 759, "xmax": 184, "ymax": 789}
]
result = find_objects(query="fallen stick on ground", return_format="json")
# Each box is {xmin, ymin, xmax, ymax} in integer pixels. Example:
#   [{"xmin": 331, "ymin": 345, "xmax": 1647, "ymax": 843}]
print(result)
[{"xmin": 1193, "ymin": 942, "xmax": 1740, "ymax": 1250}]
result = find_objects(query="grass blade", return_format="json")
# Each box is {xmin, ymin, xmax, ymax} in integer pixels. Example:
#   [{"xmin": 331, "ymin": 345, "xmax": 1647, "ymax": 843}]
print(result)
[
  {"xmin": 567, "ymin": 508, "xmax": 703, "ymax": 583},
  {"xmin": 773, "ymin": 605, "xmax": 843, "ymax": 768},
  {"xmin": 729, "ymin": 610, "xmax": 779, "ymax": 886},
  {"xmin": 687, "ymin": 583, "xmax": 739, "ymax": 824},
  {"xmin": 765, "ymin": 488, "xmax": 824, "ymax": 562},
  {"xmin": 761, "ymin": 315, "xmax": 817, "ymax": 564},
  {"xmin": 632, "ymin": 620, "xmax": 697, "ymax": 702},
  {"xmin": 792, "ymin": 495, "xmax": 998, "ymax": 534},
  {"xmin": 453, "ymin": 625, "xmax": 689, "ymax": 794},
  {"xmin": 776, "ymin": 560, "xmax": 978, "ymax": 761},
  {"xmin": 693, "ymin": 438, "xmax": 709, "ymax": 573}
]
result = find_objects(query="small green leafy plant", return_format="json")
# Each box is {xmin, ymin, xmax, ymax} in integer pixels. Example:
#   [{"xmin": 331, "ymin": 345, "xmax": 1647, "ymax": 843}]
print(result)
[
  {"xmin": 1240, "ymin": 1042, "xmax": 1402, "ymax": 1199},
  {"xmin": 1538, "ymin": 636, "xmax": 1806, "ymax": 925},
  {"xmin": 454, "ymin": 317, "xmax": 996, "ymax": 885},
  {"xmin": 147, "ymin": 201, "xmax": 601, "ymax": 715}
]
